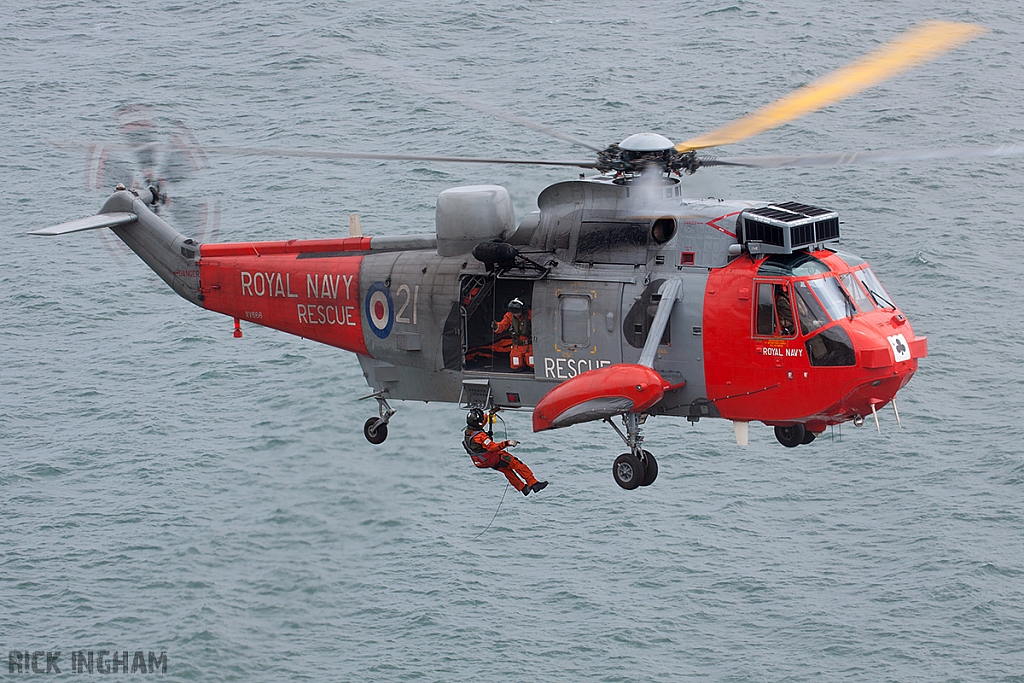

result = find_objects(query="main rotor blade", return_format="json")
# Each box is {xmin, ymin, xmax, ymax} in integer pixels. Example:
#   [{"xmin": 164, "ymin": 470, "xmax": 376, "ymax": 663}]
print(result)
[
  {"xmin": 704, "ymin": 143, "xmax": 1024, "ymax": 169},
  {"xmin": 352, "ymin": 59, "xmax": 606, "ymax": 153},
  {"xmin": 676, "ymin": 21, "xmax": 988, "ymax": 151},
  {"xmin": 206, "ymin": 146, "xmax": 599, "ymax": 168},
  {"xmin": 407, "ymin": 87, "xmax": 605, "ymax": 152}
]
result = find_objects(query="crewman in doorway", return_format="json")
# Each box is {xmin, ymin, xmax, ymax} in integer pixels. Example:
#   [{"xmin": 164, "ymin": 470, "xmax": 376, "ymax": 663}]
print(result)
[
  {"xmin": 491, "ymin": 298, "xmax": 534, "ymax": 371},
  {"xmin": 462, "ymin": 408, "xmax": 548, "ymax": 496}
]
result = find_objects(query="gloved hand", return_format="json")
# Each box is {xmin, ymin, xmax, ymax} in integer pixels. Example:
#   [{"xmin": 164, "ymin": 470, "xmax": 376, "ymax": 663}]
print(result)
[
  {"xmin": 507, "ymin": 440, "xmax": 520, "ymax": 447},
  {"xmin": 491, "ymin": 321, "xmax": 499, "ymax": 332}
]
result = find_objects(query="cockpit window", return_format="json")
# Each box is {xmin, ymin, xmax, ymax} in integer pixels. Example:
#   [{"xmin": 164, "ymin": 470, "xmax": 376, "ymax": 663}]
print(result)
[
  {"xmin": 807, "ymin": 276, "xmax": 854, "ymax": 321},
  {"xmin": 832, "ymin": 250, "xmax": 867, "ymax": 268},
  {"xmin": 756, "ymin": 282, "xmax": 795, "ymax": 337},
  {"xmin": 838, "ymin": 272, "xmax": 875, "ymax": 312},
  {"xmin": 855, "ymin": 267, "xmax": 896, "ymax": 309},
  {"xmin": 793, "ymin": 281, "xmax": 830, "ymax": 335},
  {"xmin": 805, "ymin": 326, "xmax": 856, "ymax": 367},
  {"xmin": 757, "ymin": 252, "xmax": 831, "ymax": 277}
]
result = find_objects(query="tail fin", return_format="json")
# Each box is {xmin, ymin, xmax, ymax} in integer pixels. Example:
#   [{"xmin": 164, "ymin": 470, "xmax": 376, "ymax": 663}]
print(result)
[{"xmin": 31, "ymin": 188, "xmax": 203, "ymax": 307}]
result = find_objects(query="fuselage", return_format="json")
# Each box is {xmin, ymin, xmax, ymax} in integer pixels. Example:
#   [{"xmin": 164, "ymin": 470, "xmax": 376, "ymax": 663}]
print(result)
[{"xmin": 191, "ymin": 174, "xmax": 926, "ymax": 431}]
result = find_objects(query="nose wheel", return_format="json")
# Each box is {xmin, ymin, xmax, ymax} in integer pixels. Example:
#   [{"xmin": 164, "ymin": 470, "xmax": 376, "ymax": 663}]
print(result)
[
  {"xmin": 359, "ymin": 391, "xmax": 396, "ymax": 445},
  {"xmin": 774, "ymin": 423, "xmax": 822, "ymax": 447},
  {"xmin": 605, "ymin": 414, "xmax": 659, "ymax": 490}
]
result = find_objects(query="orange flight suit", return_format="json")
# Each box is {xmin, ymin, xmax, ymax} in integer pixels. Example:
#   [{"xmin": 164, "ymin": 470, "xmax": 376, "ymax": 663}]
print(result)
[
  {"xmin": 463, "ymin": 428, "xmax": 539, "ymax": 492},
  {"xmin": 493, "ymin": 311, "xmax": 534, "ymax": 370}
]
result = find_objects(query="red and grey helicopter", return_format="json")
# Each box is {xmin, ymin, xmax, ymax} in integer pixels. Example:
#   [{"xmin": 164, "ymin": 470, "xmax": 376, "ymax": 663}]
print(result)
[{"xmin": 34, "ymin": 21, "xmax": 1020, "ymax": 489}]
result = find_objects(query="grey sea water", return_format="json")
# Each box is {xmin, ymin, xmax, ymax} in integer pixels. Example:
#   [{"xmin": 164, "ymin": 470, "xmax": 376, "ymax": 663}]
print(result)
[{"xmin": 4, "ymin": 1, "xmax": 1024, "ymax": 680}]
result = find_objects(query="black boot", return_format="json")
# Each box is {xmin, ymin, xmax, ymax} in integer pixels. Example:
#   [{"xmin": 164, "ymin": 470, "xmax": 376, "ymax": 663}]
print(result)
[
  {"xmin": 521, "ymin": 485, "xmax": 531, "ymax": 497},
  {"xmin": 531, "ymin": 481, "xmax": 548, "ymax": 493}
]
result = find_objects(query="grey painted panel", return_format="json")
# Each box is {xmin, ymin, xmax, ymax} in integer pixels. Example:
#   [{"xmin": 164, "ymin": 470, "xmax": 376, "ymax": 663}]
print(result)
[
  {"xmin": 533, "ymin": 279, "xmax": 623, "ymax": 382},
  {"xmin": 370, "ymin": 234, "xmax": 436, "ymax": 251},
  {"xmin": 435, "ymin": 185, "xmax": 514, "ymax": 257},
  {"xmin": 617, "ymin": 268, "xmax": 709, "ymax": 415},
  {"xmin": 357, "ymin": 355, "xmax": 465, "ymax": 403},
  {"xmin": 654, "ymin": 269, "xmax": 710, "ymax": 416},
  {"xmin": 360, "ymin": 250, "xmax": 465, "ymax": 371},
  {"xmin": 97, "ymin": 191, "xmax": 202, "ymax": 306}
]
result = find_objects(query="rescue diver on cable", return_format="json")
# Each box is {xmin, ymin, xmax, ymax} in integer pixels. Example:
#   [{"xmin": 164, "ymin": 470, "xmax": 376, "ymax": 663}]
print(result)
[{"xmin": 463, "ymin": 408, "xmax": 548, "ymax": 496}]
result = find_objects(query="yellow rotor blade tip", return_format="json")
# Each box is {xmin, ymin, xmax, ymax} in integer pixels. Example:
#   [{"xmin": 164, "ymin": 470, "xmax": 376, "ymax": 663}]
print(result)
[{"xmin": 676, "ymin": 21, "xmax": 989, "ymax": 152}]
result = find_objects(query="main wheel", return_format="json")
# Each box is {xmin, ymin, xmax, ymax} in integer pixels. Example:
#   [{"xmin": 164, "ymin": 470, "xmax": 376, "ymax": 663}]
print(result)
[
  {"xmin": 801, "ymin": 430, "xmax": 818, "ymax": 445},
  {"xmin": 639, "ymin": 450, "xmax": 658, "ymax": 487},
  {"xmin": 363, "ymin": 417, "xmax": 388, "ymax": 445},
  {"xmin": 774, "ymin": 424, "xmax": 806, "ymax": 448},
  {"xmin": 612, "ymin": 453, "xmax": 645, "ymax": 490}
]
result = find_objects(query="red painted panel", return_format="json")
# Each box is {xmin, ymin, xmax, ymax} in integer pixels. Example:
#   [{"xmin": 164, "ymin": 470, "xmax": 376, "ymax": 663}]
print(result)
[
  {"xmin": 200, "ymin": 237, "xmax": 371, "ymax": 258},
  {"xmin": 198, "ymin": 251, "xmax": 368, "ymax": 356},
  {"xmin": 703, "ymin": 250, "xmax": 922, "ymax": 425}
]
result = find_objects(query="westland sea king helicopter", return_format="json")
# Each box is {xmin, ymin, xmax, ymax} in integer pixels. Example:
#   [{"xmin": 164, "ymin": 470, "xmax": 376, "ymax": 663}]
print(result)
[{"xmin": 35, "ymin": 22, "xmax": 1020, "ymax": 489}]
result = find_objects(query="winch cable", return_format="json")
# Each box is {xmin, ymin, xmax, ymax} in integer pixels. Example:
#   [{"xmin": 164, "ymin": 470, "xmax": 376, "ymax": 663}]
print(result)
[{"xmin": 472, "ymin": 412, "xmax": 511, "ymax": 540}]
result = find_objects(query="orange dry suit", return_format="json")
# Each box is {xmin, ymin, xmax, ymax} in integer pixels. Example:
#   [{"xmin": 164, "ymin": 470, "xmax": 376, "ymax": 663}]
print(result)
[
  {"xmin": 462, "ymin": 427, "xmax": 539, "ymax": 492},
  {"xmin": 493, "ymin": 311, "xmax": 534, "ymax": 369}
]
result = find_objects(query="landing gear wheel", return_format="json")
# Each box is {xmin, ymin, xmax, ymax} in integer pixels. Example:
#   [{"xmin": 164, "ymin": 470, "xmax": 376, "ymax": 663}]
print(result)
[
  {"xmin": 639, "ymin": 450, "xmax": 658, "ymax": 487},
  {"xmin": 363, "ymin": 417, "xmax": 388, "ymax": 445},
  {"xmin": 774, "ymin": 424, "xmax": 807, "ymax": 448},
  {"xmin": 801, "ymin": 430, "xmax": 817, "ymax": 445},
  {"xmin": 613, "ymin": 453, "xmax": 645, "ymax": 490}
]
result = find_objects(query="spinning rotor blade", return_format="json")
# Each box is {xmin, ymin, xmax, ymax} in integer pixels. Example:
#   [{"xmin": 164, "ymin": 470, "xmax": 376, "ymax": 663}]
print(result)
[
  {"xmin": 349, "ymin": 58, "xmax": 606, "ymax": 153},
  {"xmin": 206, "ymin": 145, "xmax": 599, "ymax": 168},
  {"xmin": 706, "ymin": 143, "xmax": 1024, "ymax": 169},
  {"xmin": 398, "ymin": 83, "xmax": 605, "ymax": 152},
  {"xmin": 451, "ymin": 102, "xmax": 605, "ymax": 153},
  {"xmin": 676, "ymin": 21, "xmax": 988, "ymax": 151}
]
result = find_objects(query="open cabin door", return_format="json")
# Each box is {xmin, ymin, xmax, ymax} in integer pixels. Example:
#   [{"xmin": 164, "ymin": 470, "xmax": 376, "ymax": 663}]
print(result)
[{"xmin": 459, "ymin": 274, "xmax": 536, "ymax": 375}]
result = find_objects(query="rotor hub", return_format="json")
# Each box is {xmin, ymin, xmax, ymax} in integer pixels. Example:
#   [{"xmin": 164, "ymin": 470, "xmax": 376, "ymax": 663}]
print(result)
[
  {"xmin": 596, "ymin": 133, "xmax": 700, "ymax": 176},
  {"xmin": 618, "ymin": 132, "xmax": 675, "ymax": 153}
]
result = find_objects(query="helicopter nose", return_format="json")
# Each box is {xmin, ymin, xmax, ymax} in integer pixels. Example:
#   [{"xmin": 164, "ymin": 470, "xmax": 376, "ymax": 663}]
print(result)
[{"xmin": 842, "ymin": 326, "xmax": 926, "ymax": 419}]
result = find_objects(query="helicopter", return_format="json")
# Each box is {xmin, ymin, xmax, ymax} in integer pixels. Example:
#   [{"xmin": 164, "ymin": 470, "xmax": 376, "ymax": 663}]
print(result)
[{"xmin": 33, "ymin": 21, "xmax": 1018, "ymax": 490}]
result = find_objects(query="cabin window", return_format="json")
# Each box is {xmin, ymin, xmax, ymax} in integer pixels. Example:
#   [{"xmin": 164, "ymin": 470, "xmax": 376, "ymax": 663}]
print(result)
[
  {"xmin": 560, "ymin": 295, "xmax": 591, "ymax": 346},
  {"xmin": 755, "ymin": 283, "xmax": 795, "ymax": 337}
]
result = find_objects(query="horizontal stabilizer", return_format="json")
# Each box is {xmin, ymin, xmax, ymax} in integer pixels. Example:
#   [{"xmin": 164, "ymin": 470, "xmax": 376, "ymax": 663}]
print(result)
[{"xmin": 29, "ymin": 212, "xmax": 138, "ymax": 236}]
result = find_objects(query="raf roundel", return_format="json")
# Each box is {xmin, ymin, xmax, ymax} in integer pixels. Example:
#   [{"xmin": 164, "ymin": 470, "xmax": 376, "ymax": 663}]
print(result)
[{"xmin": 365, "ymin": 282, "xmax": 394, "ymax": 339}]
